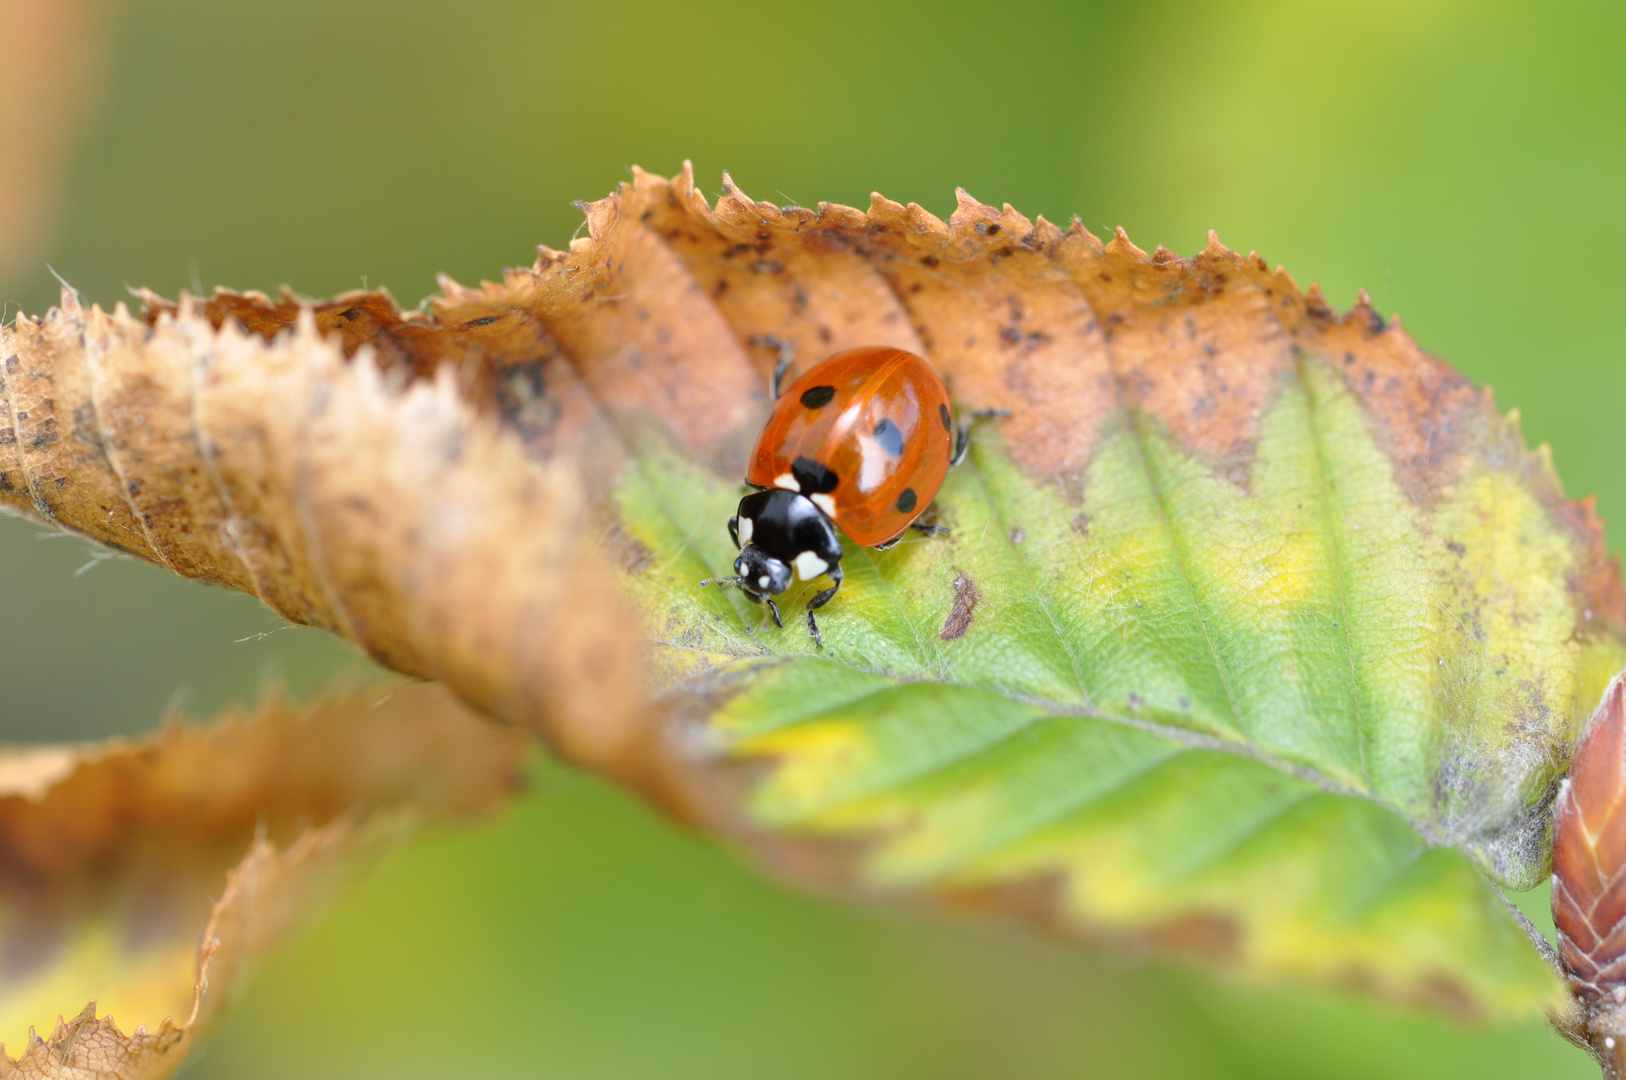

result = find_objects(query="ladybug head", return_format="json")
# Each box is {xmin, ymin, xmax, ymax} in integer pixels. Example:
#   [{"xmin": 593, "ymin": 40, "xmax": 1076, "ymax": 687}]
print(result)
[
  {"xmin": 699, "ymin": 489, "xmax": 844, "ymax": 610},
  {"xmin": 734, "ymin": 544, "xmax": 793, "ymax": 599}
]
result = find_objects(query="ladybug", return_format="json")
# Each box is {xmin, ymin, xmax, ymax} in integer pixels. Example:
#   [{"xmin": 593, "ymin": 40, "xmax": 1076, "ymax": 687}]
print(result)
[{"xmin": 702, "ymin": 342, "xmax": 1005, "ymax": 646}]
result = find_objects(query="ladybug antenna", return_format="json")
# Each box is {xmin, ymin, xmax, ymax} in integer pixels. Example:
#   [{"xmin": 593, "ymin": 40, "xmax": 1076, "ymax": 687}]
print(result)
[{"xmin": 698, "ymin": 575, "xmax": 744, "ymax": 590}]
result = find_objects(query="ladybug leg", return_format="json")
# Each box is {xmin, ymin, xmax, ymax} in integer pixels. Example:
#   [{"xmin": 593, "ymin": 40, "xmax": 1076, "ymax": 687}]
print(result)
[
  {"xmin": 751, "ymin": 334, "xmax": 797, "ymax": 399},
  {"xmin": 803, "ymin": 563, "xmax": 844, "ymax": 647},
  {"xmin": 875, "ymin": 524, "xmax": 949, "ymax": 552},
  {"xmin": 765, "ymin": 597, "xmax": 784, "ymax": 629},
  {"xmin": 951, "ymin": 408, "xmax": 1012, "ymax": 468}
]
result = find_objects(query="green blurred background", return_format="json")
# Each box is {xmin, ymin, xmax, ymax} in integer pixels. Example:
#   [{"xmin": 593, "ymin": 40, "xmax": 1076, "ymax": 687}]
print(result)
[{"xmin": 2, "ymin": 0, "xmax": 1621, "ymax": 1075}]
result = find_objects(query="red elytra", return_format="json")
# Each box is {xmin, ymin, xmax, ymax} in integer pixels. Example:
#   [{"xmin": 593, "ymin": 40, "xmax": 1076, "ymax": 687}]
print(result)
[{"xmin": 746, "ymin": 345, "xmax": 954, "ymax": 547}]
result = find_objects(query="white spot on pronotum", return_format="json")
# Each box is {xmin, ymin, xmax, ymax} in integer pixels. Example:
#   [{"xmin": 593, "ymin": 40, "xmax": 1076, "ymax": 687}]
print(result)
[
  {"xmin": 773, "ymin": 473, "xmax": 799, "ymax": 491},
  {"xmin": 737, "ymin": 517, "xmax": 754, "ymax": 546},
  {"xmin": 811, "ymin": 493, "xmax": 837, "ymax": 517},
  {"xmin": 793, "ymin": 551, "xmax": 829, "ymax": 581},
  {"xmin": 758, "ymin": 575, "xmax": 771, "ymax": 589}
]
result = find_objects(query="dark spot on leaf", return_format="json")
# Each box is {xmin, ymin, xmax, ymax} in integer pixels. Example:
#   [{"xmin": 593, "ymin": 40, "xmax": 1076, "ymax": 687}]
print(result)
[
  {"xmin": 604, "ymin": 521, "xmax": 654, "ymax": 575},
  {"xmin": 1147, "ymin": 914, "xmax": 1240, "ymax": 962},
  {"xmin": 873, "ymin": 417, "xmax": 903, "ymax": 456},
  {"xmin": 791, "ymin": 456, "xmax": 839, "ymax": 494},
  {"xmin": 939, "ymin": 571, "xmax": 981, "ymax": 641},
  {"xmin": 1447, "ymin": 541, "xmax": 1466, "ymax": 555},
  {"xmin": 799, "ymin": 385, "xmax": 836, "ymax": 409},
  {"xmin": 895, "ymin": 487, "xmax": 917, "ymax": 514},
  {"xmin": 494, "ymin": 362, "xmax": 562, "ymax": 445},
  {"xmin": 1009, "ymin": 527, "xmax": 1025, "ymax": 544}
]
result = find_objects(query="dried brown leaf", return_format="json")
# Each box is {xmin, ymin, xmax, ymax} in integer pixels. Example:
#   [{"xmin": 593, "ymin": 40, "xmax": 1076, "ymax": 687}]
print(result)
[
  {"xmin": 0, "ymin": 682, "xmax": 528, "ymax": 1078},
  {"xmin": 2, "ymin": 165, "xmax": 1620, "ymax": 1018},
  {"xmin": 8, "ymin": 166, "xmax": 1614, "ymax": 809}
]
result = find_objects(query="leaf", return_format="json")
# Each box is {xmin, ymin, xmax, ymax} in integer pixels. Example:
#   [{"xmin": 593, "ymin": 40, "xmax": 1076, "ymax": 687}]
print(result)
[
  {"xmin": 0, "ymin": 682, "xmax": 528, "ymax": 1078},
  {"xmin": 2, "ymin": 165, "xmax": 1620, "ymax": 1019}
]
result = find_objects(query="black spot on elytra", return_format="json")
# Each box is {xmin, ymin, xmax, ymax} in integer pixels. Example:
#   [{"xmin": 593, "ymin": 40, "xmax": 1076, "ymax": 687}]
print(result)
[
  {"xmin": 939, "ymin": 403, "xmax": 952, "ymax": 432},
  {"xmin": 800, "ymin": 385, "xmax": 836, "ymax": 409},
  {"xmin": 792, "ymin": 456, "xmax": 839, "ymax": 494},
  {"xmin": 873, "ymin": 417, "xmax": 904, "ymax": 456},
  {"xmin": 896, "ymin": 488, "xmax": 917, "ymax": 514}
]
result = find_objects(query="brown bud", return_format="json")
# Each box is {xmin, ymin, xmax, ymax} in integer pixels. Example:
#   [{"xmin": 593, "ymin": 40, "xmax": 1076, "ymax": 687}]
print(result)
[{"xmin": 1554, "ymin": 675, "xmax": 1626, "ymax": 1074}]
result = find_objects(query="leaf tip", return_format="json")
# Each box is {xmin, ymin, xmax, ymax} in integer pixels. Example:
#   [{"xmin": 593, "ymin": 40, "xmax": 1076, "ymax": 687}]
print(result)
[
  {"xmin": 720, "ymin": 170, "xmax": 771, "ymax": 220},
  {"xmin": 868, "ymin": 190, "xmax": 905, "ymax": 217},
  {"xmin": 1150, "ymin": 244, "xmax": 1181, "ymax": 267},
  {"xmin": 1105, "ymin": 226, "xmax": 1148, "ymax": 261},
  {"xmin": 948, "ymin": 188, "xmax": 1000, "ymax": 232}
]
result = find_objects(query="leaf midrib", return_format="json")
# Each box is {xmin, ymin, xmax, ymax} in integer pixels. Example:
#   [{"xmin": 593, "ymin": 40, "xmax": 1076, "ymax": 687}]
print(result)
[{"xmin": 712, "ymin": 657, "xmax": 1445, "ymax": 849}]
